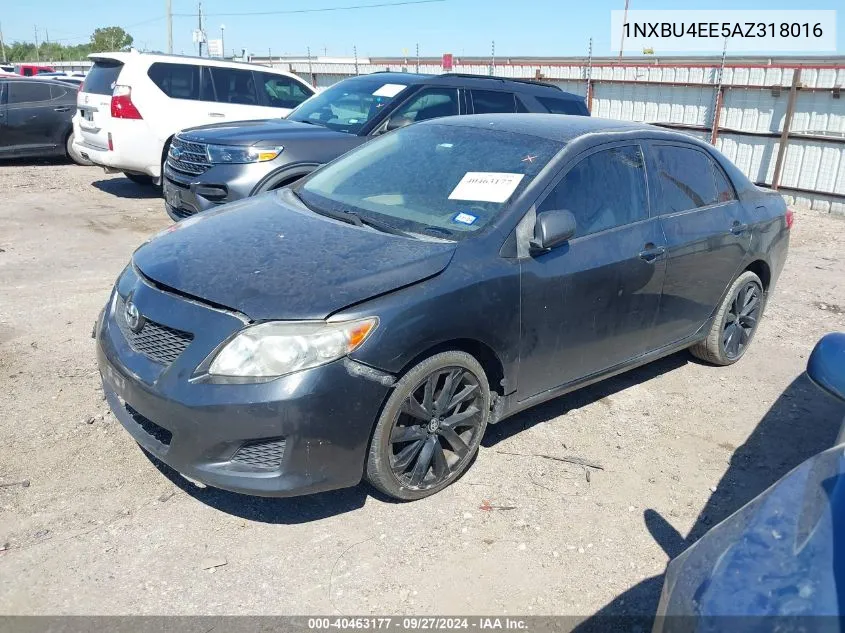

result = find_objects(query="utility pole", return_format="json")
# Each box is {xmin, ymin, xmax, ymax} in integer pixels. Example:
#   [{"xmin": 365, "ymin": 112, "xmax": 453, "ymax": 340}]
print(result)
[
  {"xmin": 618, "ymin": 0, "xmax": 629, "ymax": 59},
  {"xmin": 166, "ymin": 0, "xmax": 173, "ymax": 54},
  {"xmin": 34, "ymin": 26, "xmax": 40, "ymax": 62},
  {"xmin": 353, "ymin": 45, "xmax": 358, "ymax": 75},
  {"xmin": 197, "ymin": 1, "xmax": 204, "ymax": 57},
  {"xmin": 307, "ymin": 46, "xmax": 314, "ymax": 86},
  {"xmin": 489, "ymin": 40, "xmax": 495, "ymax": 75},
  {"xmin": 586, "ymin": 37, "xmax": 593, "ymax": 113},
  {"xmin": 415, "ymin": 42, "xmax": 419, "ymax": 73},
  {"xmin": 220, "ymin": 25, "xmax": 225, "ymax": 59},
  {"xmin": 0, "ymin": 22, "xmax": 7, "ymax": 64}
]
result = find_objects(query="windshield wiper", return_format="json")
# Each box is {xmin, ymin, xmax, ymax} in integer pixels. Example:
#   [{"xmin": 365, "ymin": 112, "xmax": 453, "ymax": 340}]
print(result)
[{"xmin": 293, "ymin": 192, "xmax": 414, "ymax": 238}]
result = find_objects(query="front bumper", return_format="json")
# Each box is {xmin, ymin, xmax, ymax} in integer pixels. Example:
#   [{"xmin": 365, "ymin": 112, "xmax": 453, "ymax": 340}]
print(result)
[
  {"xmin": 163, "ymin": 160, "xmax": 278, "ymax": 221},
  {"xmin": 96, "ymin": 267, "xmax": 392, "ymax": 497}
]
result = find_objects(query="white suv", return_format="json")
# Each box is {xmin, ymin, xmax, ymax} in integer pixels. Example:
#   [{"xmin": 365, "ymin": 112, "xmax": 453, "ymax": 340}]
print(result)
[{"xmin": 73, "ymin": 51, "xmax": 315, "ymax": 185}]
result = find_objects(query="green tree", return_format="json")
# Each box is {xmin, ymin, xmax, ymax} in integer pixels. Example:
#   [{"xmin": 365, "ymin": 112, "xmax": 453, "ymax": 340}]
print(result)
[{"xmin": 89, "ymin": 26, "xmax": 133, "ymax": 52}]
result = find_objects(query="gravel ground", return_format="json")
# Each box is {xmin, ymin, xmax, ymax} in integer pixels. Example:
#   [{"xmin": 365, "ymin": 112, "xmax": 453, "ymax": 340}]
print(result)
[{"xmin": 1, "ymin": 162, "xmax": 844, "ymax": 619}]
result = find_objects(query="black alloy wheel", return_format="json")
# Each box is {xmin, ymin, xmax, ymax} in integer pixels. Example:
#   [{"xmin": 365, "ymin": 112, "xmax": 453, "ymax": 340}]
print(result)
[
  {"xmin": 366, "ymin": 351, "xmax": 490, "ymax": 500},
  {"xmin": 722, "ymin": 279, "xmax": 762, "ymax": 360}
]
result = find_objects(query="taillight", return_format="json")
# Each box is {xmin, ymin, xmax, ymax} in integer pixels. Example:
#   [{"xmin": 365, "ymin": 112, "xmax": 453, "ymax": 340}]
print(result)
[
  {"xmin": 111, "ymin": 85, "xmax": 142, "ymax": 119},
  {"xmin": 785, "ymin": 207, "xmax": 795, "ymax": 229}
]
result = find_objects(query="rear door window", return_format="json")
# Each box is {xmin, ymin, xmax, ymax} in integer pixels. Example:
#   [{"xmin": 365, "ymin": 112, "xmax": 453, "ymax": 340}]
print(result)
[
  {"xmin": 8, "ymin": 81, "xmax": 52, "ymax": 104},
  {"xmin": 653, "ymin": 145, "xmax": 719, "ymax": 214},
  {"xmin": 470, "ymin": 89, "xmax": 517, "ymax": 114},
  {"xmin": 713, "ymin": 163, "xmax": 737, "ymax": 203},
  {"xmin": 147, "ymin": 63, "xmax": 200, "ymax": 100},
  {"xmin": 83, "ymin": 60, "xmax": 123, "ymax": 95},
  {"xmin": 255, "ymin": 72, "xmax": 312, "ymax": 109},
  {"xmin": 50, "ymin": 84, "xmax": 70, "ymax": 100},
  {"xmin": 207, "ymin": 67, "xmax": 259, "ymax": 105},
  {"xmin": 536, "ymin": 96, "xmax": 587, "ymax": 115}
]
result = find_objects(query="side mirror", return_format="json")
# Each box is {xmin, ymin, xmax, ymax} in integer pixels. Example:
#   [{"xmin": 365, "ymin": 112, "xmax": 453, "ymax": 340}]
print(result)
[
  {"xmin": 807, "ymin": 332, "xmax": 845, "ymax": 403},
  {"xmin": 530, "ymin": 209, "xmax": 577, "ymax": 253},
  {"xmin": 386, "ymin": 116, "xmax": 412, "ymax": 132}
]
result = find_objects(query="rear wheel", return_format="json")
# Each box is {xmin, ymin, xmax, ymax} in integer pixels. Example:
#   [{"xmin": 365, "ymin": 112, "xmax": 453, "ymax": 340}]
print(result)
[
  {"xmin": 124, "ymin": 172, "xmax": 154, "ymax": 186},
  {"xmin": 366, "ymin": 351, "xmax": 490, "ymax": 501},
  {"xmin": 690, "ymin": 271, "xmax": 765, "ymax": 366},
  {"xmin": 65, "ymin": 133, "xmax": 92, "ymax": 166}
]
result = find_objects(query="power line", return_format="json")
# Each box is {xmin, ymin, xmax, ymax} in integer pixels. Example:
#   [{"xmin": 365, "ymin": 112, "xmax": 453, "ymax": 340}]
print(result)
[{"xmin": 173, "ymin": 0, "xmax": 446, "ymax": 18}]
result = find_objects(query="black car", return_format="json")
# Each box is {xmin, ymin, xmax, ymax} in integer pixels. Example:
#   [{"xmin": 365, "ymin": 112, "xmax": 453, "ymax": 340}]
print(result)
[
  {"xmin": 0, "ymin": 76, "xmax": 89, "ymax": 164},
  {"xmin": 162, "ymin": 72, "xmax": 588, "ymax": 220},
  {"xmin": 97, "ymin": 114, "xmax": 790, "ymax": 501}
]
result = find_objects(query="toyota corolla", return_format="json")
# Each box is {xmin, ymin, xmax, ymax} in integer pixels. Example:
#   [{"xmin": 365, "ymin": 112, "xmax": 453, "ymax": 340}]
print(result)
[{"xmin": 96, "ymin": 114, "xmax": 791, "ymax": 500}]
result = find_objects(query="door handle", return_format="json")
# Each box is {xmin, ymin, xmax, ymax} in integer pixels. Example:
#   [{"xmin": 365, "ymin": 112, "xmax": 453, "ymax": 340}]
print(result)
[
  {"xmin": 208, "ymin": 112, "xmax": 225, "ymax": 117},
  {"xmin": 53, "ymin": 106, "xmax": 71, "ymax": 112},
  {"xmin": 639, "ymin": 244, "xmax": 666, "ymax": 262},
  {"xmin": 730, "ymin": 221, "xmax": 748, "ymax": 235}
]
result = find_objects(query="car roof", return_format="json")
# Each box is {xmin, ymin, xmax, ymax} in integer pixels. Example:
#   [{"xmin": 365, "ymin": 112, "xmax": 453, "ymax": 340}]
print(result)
[
  {"xmin": 88, "ymin": 51, "xmax": 303, "ymax": 77},
  {"xmin": 0, "ymin": 75, "xmax": 73, "ymax": 87},
  {"xmin": 422, "ymin": 113, "xmax": 662, "ymax": 142}
]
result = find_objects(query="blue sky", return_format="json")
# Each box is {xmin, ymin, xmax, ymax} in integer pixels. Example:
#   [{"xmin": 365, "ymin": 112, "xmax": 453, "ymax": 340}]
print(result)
[{"xmin": 2, "ymin": 0, "xmax": 842, "ymax": 58}]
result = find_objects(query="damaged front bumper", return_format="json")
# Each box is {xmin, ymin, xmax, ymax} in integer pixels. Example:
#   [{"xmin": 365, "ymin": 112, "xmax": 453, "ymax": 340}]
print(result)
[{"xmin": 95, "ymin": 268, "xmax": 394, "ymax": 498}]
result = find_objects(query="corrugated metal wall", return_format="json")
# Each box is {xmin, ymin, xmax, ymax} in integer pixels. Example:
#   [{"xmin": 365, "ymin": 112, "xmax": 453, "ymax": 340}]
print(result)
[{"xmin": 278, "ymin": 57, "xmax": 845, "ymax": 214}]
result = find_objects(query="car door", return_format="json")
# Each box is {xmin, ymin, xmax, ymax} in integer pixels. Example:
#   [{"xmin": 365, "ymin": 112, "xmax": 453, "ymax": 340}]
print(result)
[
  {"xmin": 645, "ymin": 142, "xmax": 750, "ymax": 348},
  {"xmin": 517, "ymin": 143, "xmax": 667, "ymax": 398},
  {"xmin": 4, "ymin": 80, "xmax": 59, "ymax": 154},
  {"xmin": 0, "ymin": 81, "xmax": 8, "ymax": 154}
]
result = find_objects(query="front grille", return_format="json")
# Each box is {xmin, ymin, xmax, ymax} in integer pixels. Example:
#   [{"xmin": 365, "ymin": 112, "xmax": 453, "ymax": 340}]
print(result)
[
  {"xmin": 231, "ymin": 438, "xmax": 287, "ymax": 469},
  {"xmin": 167, "ymin": 136, "xmax": 211, "ymax": 176},
  {"xmin": 115, "ymin": 297, "xmax": 193, "ymax": 366},
  {"xmin": 125, "ymin": 404, "xmax": 172, "ymax": 446}
]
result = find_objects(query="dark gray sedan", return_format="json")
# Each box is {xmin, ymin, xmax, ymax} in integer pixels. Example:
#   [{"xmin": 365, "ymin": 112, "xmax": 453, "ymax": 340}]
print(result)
[{"xmin": 97, "ymin": 114, "xmax": 790, "ymax": 501}]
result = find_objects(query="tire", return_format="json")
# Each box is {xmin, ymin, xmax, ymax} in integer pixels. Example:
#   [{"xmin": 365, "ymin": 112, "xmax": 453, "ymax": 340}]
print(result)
[
  {"xmin": 66, "ymin": 133, "xmax": 93, "ymax": 166},
  {"xmin": 366, "ymin": 351, "xmax": 490, "ymax": 501},
  {"xmin": 690, "ymin": 270, "xmax": 765, "ymax": 366},
  {"xmin": 124, "ymin": 172, "xmax": 154, "ymax": 186}
]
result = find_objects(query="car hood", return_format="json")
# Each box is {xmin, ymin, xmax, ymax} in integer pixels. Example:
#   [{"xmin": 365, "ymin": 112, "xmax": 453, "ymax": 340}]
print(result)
[
  {"xmin": 180, "ymin": 118, "xmax": 352, "ymax": 146},
  {"xmin": 132, "ymin": 190, "xmax": 456, "ymax": 321}
]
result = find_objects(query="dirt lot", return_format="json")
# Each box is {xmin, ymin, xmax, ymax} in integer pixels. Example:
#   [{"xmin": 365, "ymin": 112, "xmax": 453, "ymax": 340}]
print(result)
[{"xmin": 1, "ymin": 161, "xmax": 844, "ymax": 619}]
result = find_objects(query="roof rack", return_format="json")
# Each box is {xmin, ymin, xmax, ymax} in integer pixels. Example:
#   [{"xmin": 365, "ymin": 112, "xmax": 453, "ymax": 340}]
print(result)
[{"xmin": 438, "ymin": 72, "xmax": 562, "ymax": 91}]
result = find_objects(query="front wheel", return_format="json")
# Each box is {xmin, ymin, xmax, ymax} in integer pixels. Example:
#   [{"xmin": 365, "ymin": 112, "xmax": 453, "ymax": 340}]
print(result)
[
  {"xmin": 690, "ymin": 270, "xmax": 765, "ymax": 365},
  {"xmin": 124, "ymin": 172, "xmax": 154, "ymax": 186},
  {"xmin": 366, "ymin": 351, "xmax": 490, "ymax": 501}
]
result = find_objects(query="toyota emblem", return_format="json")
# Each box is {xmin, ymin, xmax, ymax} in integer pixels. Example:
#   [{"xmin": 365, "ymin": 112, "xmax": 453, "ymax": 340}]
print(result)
[{"xmin": 124, "ymin": 300, "xmax": 144, "ymax": 333}]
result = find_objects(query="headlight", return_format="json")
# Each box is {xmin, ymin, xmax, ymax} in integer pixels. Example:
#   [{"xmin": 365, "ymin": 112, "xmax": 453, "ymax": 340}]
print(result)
[
  {"xmin": 205, "ymin": 144, "xmax": 283, "ymax": 164},
  {"xmin": 208, "ymin": 317, "xmax": 378, "ymax": 378}
]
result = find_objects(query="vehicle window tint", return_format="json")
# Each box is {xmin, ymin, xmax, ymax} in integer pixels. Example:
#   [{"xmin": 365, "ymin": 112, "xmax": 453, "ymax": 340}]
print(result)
[
  {"xmin": 83, "ymin": 60, "xmax": 123, "ymax": 95},
  {"xmin": 713, "ymin": 162, "xmax": 737, "ymax": 203},
  {"xmin": 536, "ymin": 96, "xmax": 585, "ymax": 115},
  {"xmin": 256, "ymin": 72, "xmax": 312, "ymax": 109},
  {"xmin": 471, "ymin": 90, "xmax": 516, "ymax": 114},
  {"xmin": 147, "ymin": 63, "xmax": 200, "ymax": 100},
  {"xmin": 8, "ymin": 81, "xmax": 52, "ymax": 104},
  {"xmin": 515, "ymin": 96, "xmax": 530, "ymax": 113},
  {"xmin": 207, "ymin": 67, "xmax": 258, "ymax": 105},
  {"xmin": 390, "ymin": 88, "xmax": 458, "ymax": 125},
  {"xmin": 653, "ymin": 145, "xmax": 718, "ymax": 213},
  {"xmin": 538, "ymin": 145, "xmax": 648, "ymax": 238},
  {"xmin": 50, "ymin": 84, "xmax": 69, "ymax": 100}
]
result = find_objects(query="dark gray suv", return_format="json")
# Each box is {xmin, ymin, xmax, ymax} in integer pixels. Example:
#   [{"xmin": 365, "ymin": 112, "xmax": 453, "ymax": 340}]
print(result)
[{"xmin": 163, "ymin": 72, "xmax": 588, "ymax": 220}]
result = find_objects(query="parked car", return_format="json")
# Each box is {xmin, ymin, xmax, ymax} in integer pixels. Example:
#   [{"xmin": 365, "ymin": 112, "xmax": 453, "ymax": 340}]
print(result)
[
  {"xmin": 96, "ymin": 114, "xmax": 790, "ymax": 501},
  {"xmin": 73, "ymin": 51, "xmax": 315, "ymax": 186},
  {"xmin": 654, "ymin": 332, "xmax": 845, "ymax": 628},
  {"xmin": 0, "ymin": 76, "xmax": 90, "ymax": 164},
  {"xmin": 35, "ymin": 72, "xmax": 86, "ymax": 87},
  {"xmin": 0, "ymin": 64, "xmax": 15, "ymax": 75},
  {"xmin": 163, "ymin": 72, "xmax": 589, "ymax": 220},
  {"xmin": 16, "ymin": 64, "xmax": 55, "ymax": 76}
]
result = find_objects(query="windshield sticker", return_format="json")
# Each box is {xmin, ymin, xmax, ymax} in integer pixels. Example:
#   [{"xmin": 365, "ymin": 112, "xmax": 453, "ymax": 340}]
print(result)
[
  {"xmin": 372, "ymin": 84, "xmax": 407, "ymax": 98},
  {"xmin": 453, "ymin": 212, "xmax": 478, "ymax": 225},
  {"xmin": 448, "ymin": 172, "xmax": 525, "ymax": 204}
]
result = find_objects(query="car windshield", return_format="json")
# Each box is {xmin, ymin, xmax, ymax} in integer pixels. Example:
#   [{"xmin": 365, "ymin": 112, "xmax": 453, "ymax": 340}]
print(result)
[
  {"xmin": 286, "ymin": 78, "xmax": 410, "ymax": 134},
  {"xmin": 298, "ymin": 123, "xmax": 563, "ymax": 240}
]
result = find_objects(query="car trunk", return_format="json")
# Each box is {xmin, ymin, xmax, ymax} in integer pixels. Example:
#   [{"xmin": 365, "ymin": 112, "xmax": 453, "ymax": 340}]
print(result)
[{"xmin": 77, "ymin": 58, "xmax": 124, "ymax": 150}]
